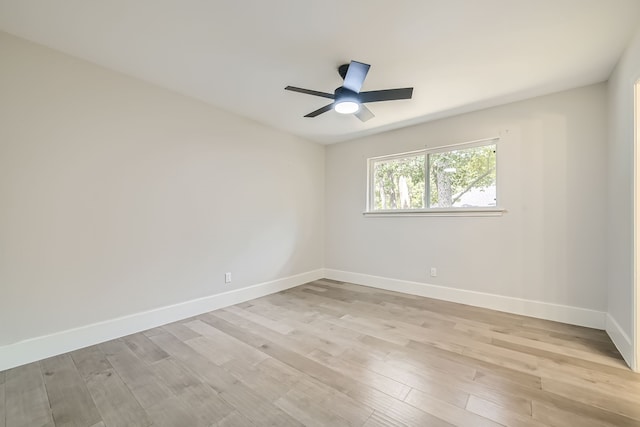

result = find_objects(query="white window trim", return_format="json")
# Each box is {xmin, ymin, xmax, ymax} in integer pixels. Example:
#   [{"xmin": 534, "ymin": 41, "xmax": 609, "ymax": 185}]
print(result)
[
  {"xmin": 363, "ymin": 207, "xmax": 505, "ymax": 217},
  {"xmin": 365, "ymin": 137, "xmax": 503, "ymax": 217}
]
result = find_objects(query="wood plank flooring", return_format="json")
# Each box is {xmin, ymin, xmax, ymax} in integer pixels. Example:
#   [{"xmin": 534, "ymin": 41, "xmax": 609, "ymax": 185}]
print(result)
[{"xmin": 1, "ymin": 279, "xmax": 639, "ymax": 426}]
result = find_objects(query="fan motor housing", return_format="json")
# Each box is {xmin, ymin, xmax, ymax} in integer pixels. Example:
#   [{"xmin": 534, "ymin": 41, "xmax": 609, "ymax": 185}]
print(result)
[{"xmin": 334, "ymin": 87, "xmax": 359, "ymax": 103}]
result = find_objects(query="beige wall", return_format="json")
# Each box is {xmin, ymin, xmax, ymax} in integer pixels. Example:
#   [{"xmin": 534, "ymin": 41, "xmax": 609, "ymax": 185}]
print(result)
[
  {"xmin": 0, "ymin": 32, "xmax": 325, "ymax": 345},
  {"xmin": 325, "ymin": 84, "xmax": 608, "ymax": 311},
  {"xmin": 607, "ymin": 28, "xmax": 640, "ymax": 355}
]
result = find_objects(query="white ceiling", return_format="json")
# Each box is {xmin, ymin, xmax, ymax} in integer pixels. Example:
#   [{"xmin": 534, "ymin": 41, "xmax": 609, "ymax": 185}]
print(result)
[{"xmin": 1, "ymin": 1, "xmax": 639, "ymax": 144}]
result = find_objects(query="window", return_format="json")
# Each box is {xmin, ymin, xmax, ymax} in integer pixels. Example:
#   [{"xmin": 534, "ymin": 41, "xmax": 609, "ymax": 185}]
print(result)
[
  {"xmin": 367, "ymin": 138, "xmax": 498, "ymax": 213},
  {"xmin": 370, "ymin": 152, "xmax": 426, "ymax": 210}
]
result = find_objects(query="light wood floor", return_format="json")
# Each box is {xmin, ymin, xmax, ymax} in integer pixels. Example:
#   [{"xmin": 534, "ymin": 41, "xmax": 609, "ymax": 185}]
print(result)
[{"xmin": 1, "ymin": 280, "xmax": 639, "ymax": 427}]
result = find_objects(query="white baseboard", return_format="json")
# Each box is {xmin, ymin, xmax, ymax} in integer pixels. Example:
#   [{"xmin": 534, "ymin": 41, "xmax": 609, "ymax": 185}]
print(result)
[
  {"xmin": 324, "ymin": 269, "xmax": 606, "ymax": 329},
  {"xmin": 0, "ymin": 269, "xmax": 324, "ymax": 371},
  {"xmin": 605, "ymin": 313, "xmax": 634, "ymax": 370},
  {"xmin": 2, "ymin": 268, "xmax": 621, "ymax": 372}
]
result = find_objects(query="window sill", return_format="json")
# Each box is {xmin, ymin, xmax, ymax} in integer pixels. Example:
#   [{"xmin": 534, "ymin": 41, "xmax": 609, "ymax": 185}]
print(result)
[{"xmin": 362, "ymin": 207, "xmax": 506, "ymax": 217}]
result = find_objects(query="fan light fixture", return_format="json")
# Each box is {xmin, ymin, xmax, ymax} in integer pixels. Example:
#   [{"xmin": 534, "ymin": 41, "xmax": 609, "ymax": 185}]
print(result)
[{"xmin": 334, "ymin": 101, "xmax": 360, "ymax": 114}]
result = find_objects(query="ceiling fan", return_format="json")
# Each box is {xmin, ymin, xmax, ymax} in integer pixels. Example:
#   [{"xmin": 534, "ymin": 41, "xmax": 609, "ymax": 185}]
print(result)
[{"xmin": 285, "ymin": 60, "xmax": 413, "ymax": 122}]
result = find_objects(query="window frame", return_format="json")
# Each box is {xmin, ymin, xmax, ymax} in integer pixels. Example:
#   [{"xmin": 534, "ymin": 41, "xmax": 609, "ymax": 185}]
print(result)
[{"xmin": 365, "ymin": 137, "xmax": 504, "ymax": 217}]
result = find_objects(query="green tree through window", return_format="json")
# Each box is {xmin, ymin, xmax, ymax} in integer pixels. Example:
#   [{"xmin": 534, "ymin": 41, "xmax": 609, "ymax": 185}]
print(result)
[
  {"xmin": 373, "ymin": 155, "xmax": 425, "ymax": 210},
  {"xmin": 369, "ymin": 140, "xmax": 497, "ymax": 211},
  {"xmin": 429, "ymin": 144, "xmax": 496, "ymax": 207}
]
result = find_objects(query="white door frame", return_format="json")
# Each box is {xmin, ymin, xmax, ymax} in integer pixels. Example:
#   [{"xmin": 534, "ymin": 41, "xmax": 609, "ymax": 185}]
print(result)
[{"xmin": 634, "ymin": 78, "xmax": 640, "ymax": 372}]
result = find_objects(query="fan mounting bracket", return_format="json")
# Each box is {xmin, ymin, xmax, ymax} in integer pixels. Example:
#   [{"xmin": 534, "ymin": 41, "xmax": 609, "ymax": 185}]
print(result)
[{"xmin": 338, "ymin": 63, "xmax": 350, "ymax": 80}]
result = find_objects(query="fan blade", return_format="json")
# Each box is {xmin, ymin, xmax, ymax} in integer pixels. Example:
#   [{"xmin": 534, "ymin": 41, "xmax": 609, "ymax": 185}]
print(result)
[
  {"xmin": 355, "ymin": 105, "xmax": 375, "ymax": 122},
  {"xmin": 304, "ymin": 103, "xmax": 334, "ymax": 118},
  {"xmin": 343, "ymin": 61, "xmax": 370, "ymax": 93},
  {"xmin": 359, "ymin": 87, "xmax": 413, "ymax": 103},
  {"xmin": 285, "ymin": 86, "xmax": 335, "ymax": 100}
]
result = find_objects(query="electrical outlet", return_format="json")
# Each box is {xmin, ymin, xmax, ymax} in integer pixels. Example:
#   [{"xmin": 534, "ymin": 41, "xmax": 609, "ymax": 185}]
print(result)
[
  {"xmin": 225, "ymin": 272, "xmax": 232, "ymax": 283},
  {"xmin": 430, "ymin": 267, "xmax": 437, "ymax": 277}
]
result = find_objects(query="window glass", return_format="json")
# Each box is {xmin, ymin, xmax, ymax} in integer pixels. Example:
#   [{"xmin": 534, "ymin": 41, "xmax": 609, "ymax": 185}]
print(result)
[
  {"xmin": 371, "ymin": 154, "xmax": 425, "ymax": 210},
  {"xmin": 367, "ymin": 139, "xmax": 497, "ymax": 212},
  {"xmin": 428, "ymin": 144, "xmax": 496, "ymax": 208}
]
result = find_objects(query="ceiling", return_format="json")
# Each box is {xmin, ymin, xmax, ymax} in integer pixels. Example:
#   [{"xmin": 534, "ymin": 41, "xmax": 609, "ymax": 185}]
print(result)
[{"xmin": 0, "ymin": 1, "xmax": 639, "ymax": 144}]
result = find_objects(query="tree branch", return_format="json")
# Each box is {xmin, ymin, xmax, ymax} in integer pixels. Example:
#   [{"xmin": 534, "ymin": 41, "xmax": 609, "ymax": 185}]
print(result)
[{"xmin": 451, "ymin": 168, "xmax": 495, "ymax": 205}]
